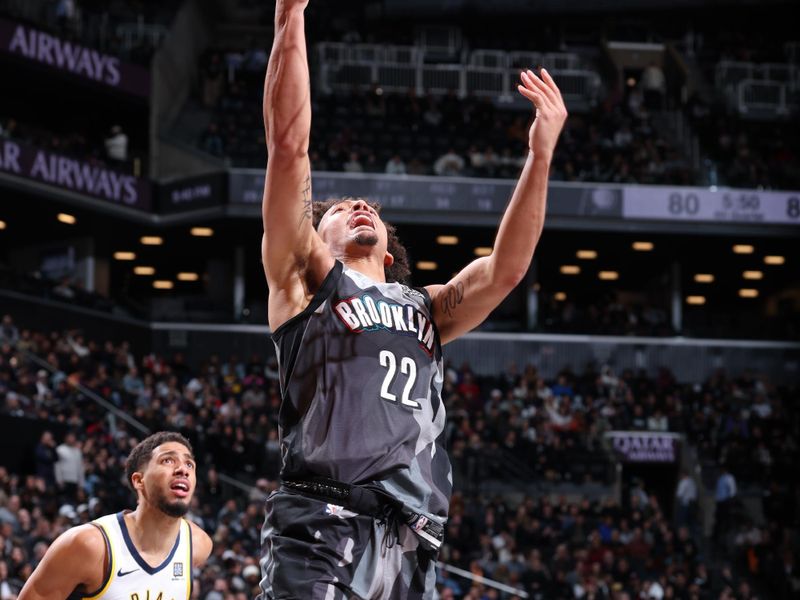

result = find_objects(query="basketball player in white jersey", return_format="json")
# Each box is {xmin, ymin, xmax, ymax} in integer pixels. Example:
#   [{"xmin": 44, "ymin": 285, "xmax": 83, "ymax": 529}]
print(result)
[{"xmin": 18, "ymin": 432, "xmax": 213, "ymax": 600}]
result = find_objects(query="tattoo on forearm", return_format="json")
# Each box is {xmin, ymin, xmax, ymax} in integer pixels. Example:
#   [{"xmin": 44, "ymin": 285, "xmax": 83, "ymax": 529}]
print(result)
[
  {"xmin": 441, "ymin": 281, "xmax": 465, "ymax": 317},
  {"xmin": 299, "ymin": 174, "xmax": 312, "ymax": 226}
]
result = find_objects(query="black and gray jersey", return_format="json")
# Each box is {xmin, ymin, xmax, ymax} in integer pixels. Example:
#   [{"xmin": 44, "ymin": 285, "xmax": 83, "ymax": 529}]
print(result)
[{"xmin": 271, "ymin": 261, "xmax": 451, "ymax": 520}]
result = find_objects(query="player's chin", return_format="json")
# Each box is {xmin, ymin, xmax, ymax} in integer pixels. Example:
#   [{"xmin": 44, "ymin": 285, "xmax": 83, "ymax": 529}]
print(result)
[
  {"xmin": 158, "ymin": 498, "xmax": 190, "ymax": 518},
  {"xmin": 353, "ymin": 231, "xmax": 379, "ymax": 246}
]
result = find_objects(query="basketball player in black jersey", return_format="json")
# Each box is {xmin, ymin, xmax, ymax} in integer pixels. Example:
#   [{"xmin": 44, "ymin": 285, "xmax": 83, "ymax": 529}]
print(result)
[{"xmin": 259, "ymin": 1, "xmax": 567, "ymax": 598}]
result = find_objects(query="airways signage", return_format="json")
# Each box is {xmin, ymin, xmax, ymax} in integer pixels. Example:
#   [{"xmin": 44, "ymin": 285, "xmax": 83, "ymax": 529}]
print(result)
[
  {"xmin": 0, "ymin": 17, "xmax": 150, "ymax": 97},
  {"xmin": 0, "ymin": 138, "xmax": 151, "ymax": 211}
]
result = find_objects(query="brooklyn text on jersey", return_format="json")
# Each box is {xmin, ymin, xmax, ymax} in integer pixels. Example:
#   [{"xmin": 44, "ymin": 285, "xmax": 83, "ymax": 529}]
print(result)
[{"xmin": 333, "ymin": 294, "xmax": 436, "ymax": 355}]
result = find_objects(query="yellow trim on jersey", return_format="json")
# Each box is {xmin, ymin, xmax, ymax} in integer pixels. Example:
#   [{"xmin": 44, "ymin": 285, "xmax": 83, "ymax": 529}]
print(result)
[
  {"xmin": 184, "ymin": 520, "xmax": 192, "ymax": 600},
  {"xmin": 83, "ymin": 522, "xmax": 115, "ymax": 600}
]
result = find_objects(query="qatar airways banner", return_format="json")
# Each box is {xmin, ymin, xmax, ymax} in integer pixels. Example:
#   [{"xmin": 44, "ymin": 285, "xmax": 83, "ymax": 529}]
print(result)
[
  {"xmin": 0, "ymin": 18, "xmax": 150, "ymax": 97},
  {"xmin": 605, "ymin": 431, "xmax": 681, "ymax": 463},
  {"xmin": 0, "ymin": 138, "xmax": 151, "ymax": 210}
]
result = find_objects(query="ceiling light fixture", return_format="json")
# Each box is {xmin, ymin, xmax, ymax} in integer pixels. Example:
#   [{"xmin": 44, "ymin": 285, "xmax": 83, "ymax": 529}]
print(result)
[
  {"xmin": 416, "ymin": 261, "xmax": 437, "ymax": 271},
  {"xmin": 436, "ymin": 235, "xmax": 459, "ymax": 245}
]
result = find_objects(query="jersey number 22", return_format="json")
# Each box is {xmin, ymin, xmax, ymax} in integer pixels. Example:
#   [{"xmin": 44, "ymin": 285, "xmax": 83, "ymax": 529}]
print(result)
[{"xmin": 379, "ymin": 350, "xmax": 422, "ymax": 409}]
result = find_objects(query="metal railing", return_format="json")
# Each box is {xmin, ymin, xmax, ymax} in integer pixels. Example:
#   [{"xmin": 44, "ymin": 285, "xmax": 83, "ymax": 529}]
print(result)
[
  {"xmin": 437, "ymin": 562, "xmax": 529, "ymax": 598},
  {"xmin": 320, "ymin": 56, "xmax": 600, "ymax": 105},
  {"xmin": 715, "ymin": 59, "xmax": 799, "ymax": 116},
  {"xmin": 115, "ymin": 19, "xmax": 169, "ymax": 53},
  {"xmin": 737, "ymin": 79, "xmax": 789, "ymax": 116}
]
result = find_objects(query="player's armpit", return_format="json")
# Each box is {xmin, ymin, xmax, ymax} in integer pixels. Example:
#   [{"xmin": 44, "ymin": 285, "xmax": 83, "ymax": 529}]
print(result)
[
  {"xmin": 426, "ymin": 256, "xmax": 522, "ymax": 345},
  {"xmin": 18, "ymin": 525, "xmax": 107, "ymax": 600}
]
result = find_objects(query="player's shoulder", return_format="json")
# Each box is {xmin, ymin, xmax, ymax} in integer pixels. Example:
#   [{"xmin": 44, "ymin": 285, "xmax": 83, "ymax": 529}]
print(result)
[
  {"xmin": 186, "ymin": 519, "xmax": 213, "ymax": 566},
  {"xmin": 53, "ymin": 522, "xmax": 108, "ymax": 558}
]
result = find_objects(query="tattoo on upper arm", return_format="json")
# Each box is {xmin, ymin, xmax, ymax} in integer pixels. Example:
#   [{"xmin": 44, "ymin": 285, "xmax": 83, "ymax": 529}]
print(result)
[
  {"xmin": 440, "ymin": 281, "xmax": 465, "ymax": 317},
  {"xmin": 299, "ymin": 174, "xmax": 312, "ymax": 226}
]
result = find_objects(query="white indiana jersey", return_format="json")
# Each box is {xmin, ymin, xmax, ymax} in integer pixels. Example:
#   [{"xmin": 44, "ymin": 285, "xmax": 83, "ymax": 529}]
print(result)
[{"xmin": 79, "ymin": 512, "xmax": 193, "ymax": 600}]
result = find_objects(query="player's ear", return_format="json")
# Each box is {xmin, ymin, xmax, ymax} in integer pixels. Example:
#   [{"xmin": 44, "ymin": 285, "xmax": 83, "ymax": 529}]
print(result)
[
  {"xmin": 131, "ymin": 471, "xmax": 145, "ymax": 493},
  {"xmin": 384, "ymin": 251, "xmax": 394, "ymax": 268}
]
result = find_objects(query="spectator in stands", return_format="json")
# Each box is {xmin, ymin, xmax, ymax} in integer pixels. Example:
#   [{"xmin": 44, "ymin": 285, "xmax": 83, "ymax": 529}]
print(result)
[
  {"xmin": 342, "ymin": 152, "xmax": 364, "ymax": 173},
  {"xmin": 51, "ymin": 278, "xmax": 75, "ymax": 300},
  {"xmin": 626, "ymin": 86, "xmax": 646, "ymax": 119},
  {"xmin": 713, "ymin": 465, "xmax": 738, "ymax": 541},
  {"xmin": 640, "ymin": 62, "xmax": 666, "ymax": 110},
  {"xmin": 497, "ymin": 148, "xmax": 526, "ymax": 178},
  {"xmin": 55, "ymin": 0, "xmax": 77, "ymax": 36},
  {"xmin": 200, "ymin": 122, "xmax": 225, "ymax": 156},
  {"xmin": 0, "ymin": 316, "xmax": 19, "ymax": 345},
  {"xmin": 385, "ymin": 153, "xmax": 407, "ymax": 175},
  {"xmin": 361, "ymin": 153, "xmax": 382, "ymax": 173},
  {"xmin": 54, "ymin": 433, "xmax": 84, "ymax": 500},
  {"xmin": 0, "ymin": 119, "xmax": 16, "ymax": 140},
  {"xmin": 467, "ymin": 146, "xmax": 488, "ymax": 177},
  {"xmin": 675, "ymin": 470, "xmax": 698, "ymax": 532},
  {"xmin": 202, "ymin": 53, "xmax": 225, "ymax": 108},
  {"xmin": 1, "ymin": 316, "xmax": 797, "ymax": 598},
  {"xmin": 309, "ymin": 150, "xmax": 328, "ymax": 171},
  {"xmin": 33, "ymin": 432, "xmax": 57, "ymax": 488},
  {"xmin": 646, "ymin": 408, "xmax": 669, "ymax": 431},
  {"xmin": 434, "ymin": 148, "xmax": 466, "ymax": 176},
  {"xmin": 104, "ymin": 125, "xmax": 128, "ymax": 164},
  {"xmin": 241, "ymin": 39, "xmax": 269, "ymax": 73},
  {"xmin": 423, "ymin": 100, "xmax": 443, "ymax": 128}
]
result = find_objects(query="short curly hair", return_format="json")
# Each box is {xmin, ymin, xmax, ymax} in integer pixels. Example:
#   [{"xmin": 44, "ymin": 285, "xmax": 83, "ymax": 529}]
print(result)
[
  {"xmin": 125, "ymin": 431, "xmax": 193, "ymax": 491},
  {"xmin": 313, "ymin": 198, "xmax": 411, "ymax": 284}
]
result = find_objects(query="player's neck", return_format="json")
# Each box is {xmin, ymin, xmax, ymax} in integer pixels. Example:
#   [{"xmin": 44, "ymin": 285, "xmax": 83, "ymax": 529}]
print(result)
[
  {"xmin": 339, "ymin": 255, "xmax": 386, "ymax": 282},
  {"xmin": 124, "ymin": 506, "xmax": 182, "ymax": 554}
]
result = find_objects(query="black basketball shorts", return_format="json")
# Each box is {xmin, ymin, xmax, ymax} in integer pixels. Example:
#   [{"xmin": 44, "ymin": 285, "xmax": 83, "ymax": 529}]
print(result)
[{"xmin": 259, "ymin": 489, "xmax": 439, "ymax": 600}]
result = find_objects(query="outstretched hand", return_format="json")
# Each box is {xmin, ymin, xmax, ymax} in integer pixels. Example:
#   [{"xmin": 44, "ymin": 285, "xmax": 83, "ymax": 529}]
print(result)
[{"xmin": 517, "ymin": 68, "xmax": 568, "ymax": 162}]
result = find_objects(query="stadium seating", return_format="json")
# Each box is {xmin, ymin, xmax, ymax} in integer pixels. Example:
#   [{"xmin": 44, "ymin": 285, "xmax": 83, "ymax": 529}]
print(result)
[{"xmin": 1, "ymin": 315, "xmax": 797, "ymax": 598}]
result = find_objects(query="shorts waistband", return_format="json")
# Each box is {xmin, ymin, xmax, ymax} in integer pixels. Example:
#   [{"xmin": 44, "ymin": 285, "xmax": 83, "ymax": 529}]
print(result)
[{"xmin": 280, "ymin": 475, "xmax": 444, "ymax": 553}]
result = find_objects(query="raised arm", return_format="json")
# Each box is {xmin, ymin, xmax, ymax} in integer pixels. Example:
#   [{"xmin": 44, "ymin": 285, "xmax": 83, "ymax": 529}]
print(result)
[
  {"xmin": 426, "ymin": 69, "xmax": 567, "ymax": 344},
  {"xmin": 262, "ymin": 0, "xmax": 333, "ymax": 330}
]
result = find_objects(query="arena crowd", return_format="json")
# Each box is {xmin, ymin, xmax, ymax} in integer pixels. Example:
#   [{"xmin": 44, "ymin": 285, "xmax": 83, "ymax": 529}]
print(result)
[{"xmin": 1, "ymin": 316, "xmax": 797, "ymax": 599}]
